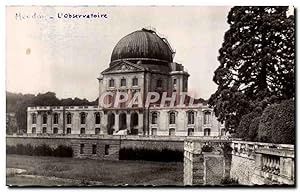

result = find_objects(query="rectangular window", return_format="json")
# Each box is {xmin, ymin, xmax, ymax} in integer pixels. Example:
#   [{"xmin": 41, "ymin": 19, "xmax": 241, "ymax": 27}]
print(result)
[
  {"xmin": 67, "ymin": 128, "xmax": 71, "ymax": 134},
  {"xmin": 92, "ymin": 144, "xmax": 97, "ymax": 154},
  {"xmin": 109, "ymin": 79, "xmax": 114, "ymax": 87},
  {"xmin": 80, "ymin": 128, "xmax": 85, "ymax": 134},
  {"xmin": 121, "ymin": 79, "xmax": 126, "ymax": 87},
  {"xmin": 105, "ymin": 145, "xmax": 109, "ymax": 155},
  {"xmin": 132, "ymin": 78, "xmax": 138, "ymax": 86},
  {"xmin": 173, "ymin": 79, "xmax": 177, "ymax": 85},
  {"xmin": 80, "ymin": 144, "xmax": 84, "ymax": 154},
  {"xmin": 42, "ymin": 127, "xmax": 47, "ymax": 133}
]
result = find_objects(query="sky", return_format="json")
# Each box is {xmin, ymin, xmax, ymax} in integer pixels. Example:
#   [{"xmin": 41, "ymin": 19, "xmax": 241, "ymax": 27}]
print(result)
[{"xmin": 6, "ymin": 6, "xmax": 231, "ymax": 101}]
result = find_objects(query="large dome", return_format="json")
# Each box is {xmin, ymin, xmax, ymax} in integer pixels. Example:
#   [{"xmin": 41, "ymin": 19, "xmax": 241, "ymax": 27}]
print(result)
[{"xmin": 110, "ymin": 29, "xmax": 174, "ymax": 65}]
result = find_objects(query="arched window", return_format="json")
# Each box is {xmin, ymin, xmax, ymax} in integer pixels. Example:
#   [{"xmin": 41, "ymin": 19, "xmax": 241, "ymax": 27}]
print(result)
[
  {"xmin": 204, "ymin": 111, "xmax": 211, "ymax": 125},
  {"xmin": 169, "ymin": 112, "xmax": 176, "ymax": 124},
  {"xmin": 188, "ymin": 128, "xmax": 194, "ymax": 136},
  {"xmin": 95, "ymin": 112, "xmax": 101, "ymax": 124},
  {"xmin": 109, "ymin": 79, "xmax": 115, "ymax": 87},
  {"xmin": 204, "ymin": 128, "xmax": 211, "ymax": 136},
  {"xmin": 32, "ymin": 127, "xmax": 36, "ymax": 134},
  {"xmin": 42, "ymin": 127, "xmax": 47, "ymax": 133},
  {"xmin": 132, "ymin": 77, "xmax": 138, "ymax": 86},
  {"xmin": 53, "ymin": 127, "xmax": 58, "ymax": 134},
  {"xmin": 120, "ymin": 78, "xmax": 126, "ymax": 87},
  {"xmin": 53, "ymin": 113, "xmax": 59, "ymax": 124},
  {"xmin": 169, "ymin": 128, "xmax": 175, "ymax": 136},
  {"xmin": 95, "ymin": 128, "xmax": 100, "ymax": 135},
  {"xmin": 80, "ymin": 113, "xmax": 86, "ymax": 124},
  {"xmin": 152, "ymin": 112, "xmax": 158, "ymax": 124},
  {"xmin": 32, "ymin": 114, "xmax": 36, "ymax": 124},
  {"xmin": 80, "ymin": 128, "xmax": 85, "ymax": 134},
  {"xmin": 67, "ymin": 113, "xmax": 72, "ymax": 124},
  {"xmin": 42, "ymin": 114, "xmax": 47, "ymax": 124},
  {"xmin": 187, "ymin": 111, "xmax": 195, "ymax": 124}
]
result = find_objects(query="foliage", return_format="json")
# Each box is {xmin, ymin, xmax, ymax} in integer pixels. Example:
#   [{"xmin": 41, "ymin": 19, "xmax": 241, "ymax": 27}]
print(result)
[
  {"xmin": 236, "ymin": 110, "xmax": 261, "ymax": 139},
  {"xmin": 201, "ymin": 145, "xmax": 214, "ymax": 152},
  {"xmin": 119, "ymin": 148, "xmax": 183, "ymax": 162},
  {"xmin": 6, "ymin": 144, "xmax": 73, "ymax": 157},
  {"xmin": 209, "ymin": 6, "xmax": 295, "ymax": 130},
  {"xmin": 220, "ymin": 176, "xmax": 239, "ymax": 185},
  {"xmin": 258, "ymin": 99, "xmax": 295, "ymax": 144}
]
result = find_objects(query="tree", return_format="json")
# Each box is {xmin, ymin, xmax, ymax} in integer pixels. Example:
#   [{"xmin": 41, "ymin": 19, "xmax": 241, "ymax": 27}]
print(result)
[
  {"xmin": 258, "ymin": 99, "xmax": 295, "ymax": 144},
  {"xmin": 209, "ymin": 6, "xmax": 295, "ymax": 130}
]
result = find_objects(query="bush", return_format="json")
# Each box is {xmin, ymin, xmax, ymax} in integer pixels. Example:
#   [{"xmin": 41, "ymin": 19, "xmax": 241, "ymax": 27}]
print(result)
[
  {"xmin": 221, "ymin": 176, "xmax": 239, "ymax": 185},
  {"xmin": 201, "ymin": 145, "xmax": 213, "ymax": 152},
  {"xmin": 6, "ymin": 144, "xmax": 73, "ymax": 157},
  {"xmin": 53, "ymin": 145, "xmax": 73, "ymax": 157},
  {"xmin": 119, "ymin": 148, "xmax": 183, "ymax": 162},
  {"xmin": 258, "ymin": 99, "xmax": 295, "ymax": 144},
  {"xmin": 237, "ymin": 112, "xmax": 261, "ymax": 139}
]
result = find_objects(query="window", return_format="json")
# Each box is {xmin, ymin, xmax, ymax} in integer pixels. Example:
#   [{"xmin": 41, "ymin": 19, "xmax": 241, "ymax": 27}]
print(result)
[
  {"xmin": 42, "ymin": 127, "xmax": 47, "ymax": 133},
  {"xmin": 169, "ymin": 112, "xmax": 176, "ymax": 124},
  {"xmin": 32, "ymin": 127, "xmax": 36, "ymax": 134},
  {"xmin": 204, "ymin": 128, "xmax": 211, "ymax": 136},
  {"xmin": 53, "ymin": 113, "xmax": 59, "ymax": 124},
  {"xmin": 80, "ymin": 128, "xmax": 85, "ymax": 134},
  {"xmin": 92, "ymin": 144, "xmax": 97, "ymax": 154},
  {"xmin": 221, "ymin": 128, "xmax": 226, "ymax": 136},
  {"xmin": 151, "ymin": 128, "xmax": 157, "ymax": 136},
  {"xmin": 204, "ymin": 111, "xmax": 211, "ymax": 124},
  {"xmin": 152, "ymin": 112, "xmax": 158, "ymax": 124},
  {"xmin": 188, "ymin": 128, "xmax": 194, "ymax": 136},
  {"xmin": 109, "ymin": 79, "xmax": 115, "ymax": 87},
  {"xmin": 188, "ymin": 111, "xmax": 195, "ymax": 124},
  {"xmin": 173, "ymin": 79, "xmax": 177, "ymax": 85},
  {"xmin": 95, "ymin": 128, "xmax": 100, "ymax": 135},
  {"xmin": 67, "ymin": 113, "xmax": 72, "ymax": 124},
  {"xmin": 95, "ymin": 113, "xmax": 101, "ymax": 124},
  {"xmin": 80, "ymin": 144, "xmax": 84, "ymax": 154},
  {"xmin": 32, "ymin": 114, "xmax": 36, "ymax": 124},
  {"xmin": 157, "ymin": 79, "xmax": 162, "ymax": 88},
  {"xmin": 169, "ymin": 128, "xmax": 175, "ymax": 136},
  {"xmin": 105, "ymin": 145, "xmax": 109, "ymax": 155},
  {"xmin": 80, "ymin": 113, "xmax": 86, "ymax": 124},
  {"xmin": 53, "ymin": 127, "xmax": 58, "ymax": 134},
  {"xmin": 120, "ymin": 78, "xmax": 126, "ymax": 87},
  {"xmin": 67, "ymin": 128, "xmax": 71, "ymax": 134},
  {"xmin": 42, "ymin": 114, "xmax": 47, "ymax": 124},
  {"xmin": 132, "ymin": 77, "xmax": 138, "ymax": 86}
]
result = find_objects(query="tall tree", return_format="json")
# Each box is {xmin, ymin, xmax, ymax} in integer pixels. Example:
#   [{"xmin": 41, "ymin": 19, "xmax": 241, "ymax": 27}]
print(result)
[{"xmin": 209, "ymin": 6, "xmax": 295, "ymax": 130}]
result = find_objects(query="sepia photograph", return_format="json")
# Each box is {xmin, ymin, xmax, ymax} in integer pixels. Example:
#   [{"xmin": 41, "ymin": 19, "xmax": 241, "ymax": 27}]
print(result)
[{"xmin": 5, "ymin": 5, "xmax": 295, "ymax": 187}]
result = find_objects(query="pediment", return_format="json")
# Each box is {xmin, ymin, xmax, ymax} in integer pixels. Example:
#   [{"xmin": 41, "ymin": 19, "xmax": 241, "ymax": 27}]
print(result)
[{"xmin": 101, "ymin": 61, "xmax": 146, "ymax": 74}]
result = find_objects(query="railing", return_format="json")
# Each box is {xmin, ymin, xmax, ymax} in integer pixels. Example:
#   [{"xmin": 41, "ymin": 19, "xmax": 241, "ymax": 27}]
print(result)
[{"xmin": 262, "ymin": 154, "xmax": 280, "ymax": 175}]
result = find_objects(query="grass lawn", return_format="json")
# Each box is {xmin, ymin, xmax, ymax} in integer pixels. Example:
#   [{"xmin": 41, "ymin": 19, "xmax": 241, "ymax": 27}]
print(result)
[{"xmin": 6, "ymin": 154, "xmax": 183, "ymax": 186}]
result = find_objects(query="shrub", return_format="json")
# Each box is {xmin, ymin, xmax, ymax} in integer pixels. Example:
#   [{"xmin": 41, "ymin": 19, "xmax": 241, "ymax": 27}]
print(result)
[
  {"xmin": 201, "ymin": 145, "xmax": 213, "ymax": 152},
  {"xmin": 6, "ymin": 144, "xmax": 73, "ymax": 157},
  {"xmin": 53, "ymin": 145, "xmax": 73, "ymax": 157},
  {"xmin": 221, "ymin": 176, "xmax": 239, "ymax": 185},
  {"xmin": 258, "ymin": 99, "xmax": 295, "ymax": 144},
  {"xmin": 119, "ymin": 148, "xmax": 183, "ymax": 162},
  {"xmin": 237, "ymin": 112, "xmax": 261, "ymax": 139}
]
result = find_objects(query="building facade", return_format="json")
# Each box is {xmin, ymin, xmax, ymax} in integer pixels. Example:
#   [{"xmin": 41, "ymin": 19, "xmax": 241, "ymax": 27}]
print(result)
[{"xmin": 27, "ymin": 28, "xmax": 225, "ymax": 137}]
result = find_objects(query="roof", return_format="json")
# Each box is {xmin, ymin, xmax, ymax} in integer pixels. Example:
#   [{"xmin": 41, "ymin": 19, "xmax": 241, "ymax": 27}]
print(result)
[{"xmin": 110, "ymin": 28, "xmax": 174, "ymax": 66}]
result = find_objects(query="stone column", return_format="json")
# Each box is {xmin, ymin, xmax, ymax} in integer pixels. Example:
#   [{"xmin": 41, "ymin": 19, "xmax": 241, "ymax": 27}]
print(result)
[
  {"xmin": 114, "ymin": 113, "xmax": 119, "ymax": 132},
  {"xmin": 37, "ymin": 113, "xmax": 42, "ymax": 134},
  {"xmin": 102, "ymin": 112, "xmax": 108, "ymax": 135},
  {"xmin": 138, "ymin": 113, "xmax": 143, "ymax": 134},
  {"xmin": 126, "ymin": 112, "xmax": 131, "ymax": 131}
]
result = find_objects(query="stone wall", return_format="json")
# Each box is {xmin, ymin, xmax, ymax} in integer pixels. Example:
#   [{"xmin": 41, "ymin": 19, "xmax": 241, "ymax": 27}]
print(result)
[{"xmin": 230, "ymin": 155, "xmax": 255, "ymax": 185}]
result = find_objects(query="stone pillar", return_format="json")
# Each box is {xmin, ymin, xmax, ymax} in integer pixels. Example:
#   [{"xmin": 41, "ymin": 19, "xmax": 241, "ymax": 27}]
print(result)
[
  {"xmin": 102, "ymin": 113, "xmax": 108, "ymax": 135},
  {"xmin": 126, "ymin": 113, "xmax": 131, "ymax": 131},
  {"xmin": 280, "ymin": 157, "xmax": 294, "ymax": 180},
  {"xmin": 138, "ymin": 113, "xmax": 143, "ymax": 134},
  {"xmin": 37, "ymin": 113, "xmax": 42, "ymax": 133},
  {"xmin": 115, "ymin": 113, "xmax": 119, "ymax": 132}
]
